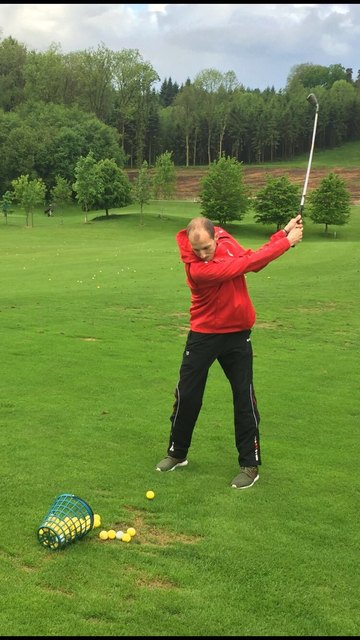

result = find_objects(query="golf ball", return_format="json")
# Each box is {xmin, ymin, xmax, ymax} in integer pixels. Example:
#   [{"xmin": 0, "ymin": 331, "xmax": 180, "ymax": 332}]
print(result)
[
  {"xmin": 99, "ymin": 530, "xmax": 109, "ymax": 540},
  {"xmin": 93, "ymin": 513, "xmax": 101, "ymax": 528},
  {"xmin": 146, "ymin": 490, "xmax": 155, "ymax": 500},
  {"xmin": 115, "ymin": 530, "xmax": 124, "ymax": 540},
  {"xmin": 127, "ymin": 527, "xmax": 136, "ymax": 537}
]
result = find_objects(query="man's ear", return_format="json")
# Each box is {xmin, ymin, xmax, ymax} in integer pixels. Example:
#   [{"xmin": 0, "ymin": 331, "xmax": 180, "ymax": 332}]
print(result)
[{"xmin": 214, "ymin": 232, "xmax": 219, "ymax": 241}]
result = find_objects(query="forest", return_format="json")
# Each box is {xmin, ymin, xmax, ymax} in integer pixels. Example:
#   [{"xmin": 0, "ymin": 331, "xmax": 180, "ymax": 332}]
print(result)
[{"xmin": 1, "ymin": 36, "xmax": 360, "ymax": 196}]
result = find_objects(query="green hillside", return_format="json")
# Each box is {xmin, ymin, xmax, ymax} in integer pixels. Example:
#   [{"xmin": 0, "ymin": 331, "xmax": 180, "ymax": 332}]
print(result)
[{"xmin": 257, "ymin": 140, "xmax": 360, "ymax": 169}]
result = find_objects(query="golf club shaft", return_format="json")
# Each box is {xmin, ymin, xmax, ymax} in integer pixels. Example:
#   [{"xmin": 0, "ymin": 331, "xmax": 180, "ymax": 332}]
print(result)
[{"xmin": 299, "ymin": 94, "xmax": 319, "ymax": 215}]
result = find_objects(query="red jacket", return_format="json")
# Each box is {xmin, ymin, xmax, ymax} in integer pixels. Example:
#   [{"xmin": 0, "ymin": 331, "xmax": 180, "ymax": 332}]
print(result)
[{"xmin": 176, "ymin": 226, "xmax": 290, "ymax": 333}]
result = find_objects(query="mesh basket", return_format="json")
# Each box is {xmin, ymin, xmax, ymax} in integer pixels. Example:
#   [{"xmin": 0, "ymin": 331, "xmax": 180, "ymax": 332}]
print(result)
[{"xmin": 37, "ymin": 493, "xmax": 94, "ymax": 550}]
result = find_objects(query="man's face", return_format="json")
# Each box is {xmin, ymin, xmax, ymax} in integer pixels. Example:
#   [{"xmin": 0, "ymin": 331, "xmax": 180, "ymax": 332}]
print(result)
[{"xmin": 189, "ymin": 229, "xmax": 217, "ymax": 261}]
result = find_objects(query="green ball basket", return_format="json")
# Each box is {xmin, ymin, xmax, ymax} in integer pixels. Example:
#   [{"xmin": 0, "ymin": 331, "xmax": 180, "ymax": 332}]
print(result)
[{"xmin": 37, "ymin": 493, "xmax": 94, "ymax": 550}]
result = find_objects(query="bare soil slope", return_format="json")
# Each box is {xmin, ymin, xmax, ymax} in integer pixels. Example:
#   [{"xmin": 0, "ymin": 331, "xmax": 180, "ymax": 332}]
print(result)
[{"xmin": 173, "ymin": 166, "xmax": 360, "ymax": 204}]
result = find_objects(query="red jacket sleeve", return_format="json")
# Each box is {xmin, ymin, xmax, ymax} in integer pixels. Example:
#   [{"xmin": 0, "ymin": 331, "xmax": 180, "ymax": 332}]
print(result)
[{"xmin": 188, "ymin": 231, "xmax": 290, "ymax": 285}]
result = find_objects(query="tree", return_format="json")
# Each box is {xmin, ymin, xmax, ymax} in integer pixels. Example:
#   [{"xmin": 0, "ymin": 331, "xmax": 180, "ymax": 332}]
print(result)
[
  {"xmin": 11, "ymin": 174, "xmax": 46, "ymax": 227},
  {"xmin": 112, "ymin": 49, "xmax": 160, "ymax": 166},
  {"xmin": 134, "ymin": 61, "xmax": 160, "ymax": 167},
  {"xmin": 152, "ymin": 151, "xmax": 176, "ymax": 200},
  {"xmin": 199, "ymin": 155, "xmax": 249, "ymax": 226},
  {"xmin": 0, "ymin": 102, "xmax": 126, "ymax": 195},
  {"xmin": 146, "ymin": 90, "xmax": 161, "ymax": 166},
  {"xmin": 23, "ymin": 44, "xmax": 67, "ymax": 104},
  {"xmin": 0, "ymin": 190, "xmax": 13, "ymax": 224},
  {"xmin": 50, "ymin": 175, "xmax": 73, "ymax": 209},
  {"xmin": 228, "ymin": 91, "xmax": 254, "ymax": 162},
  {"xmin": 217, "ymin": 71, "xmax": 239, "ymax": 157},
  {"xmin": 159, "ymin": 77, "xmax": 180, "ymax": 106},
  {"xmin": 73, "ymin": 152, "xmax": 103, "ymax": 223},
  {"xmin": 0, "ymin": 36, "xmax": 27, "ymax": 111},
  {"xmin": 194, "ymin": 68, "xmax": 226, "ymax": 165},
  {"xmin": 66, "ymin": 44, "xmax": 114, "ymax": 121},
  {"xmin": 94, "ymin": 158, "xmax": 132, "ymax": 216},
  {"xmin": 173, "ymin": 83, "xmax": 198, "ymax": 167},
  {"xmin": 132, "ymin": 160, "xmax": 152, "ymax": 224},
  {"xmin": 0, "ymin": 112, "xmax": 41, "ymax": 194},
  {"xmin": 327, "ymin": 80, "xmax": 357, "ymax": 147},
  {"xmin": 286, "ymin": 62, "xmax": 348, "ymax": 91},
  {"xmin": 112, "ymin": 49, "xmax": 159, "ymax": 164},
  {"xmin": 307, "ymin": 172, "xmax": 351, "ymax": 233},
  {"xmin": 253, "ymin": 175, "xmax": 300, "ymax": 230}
]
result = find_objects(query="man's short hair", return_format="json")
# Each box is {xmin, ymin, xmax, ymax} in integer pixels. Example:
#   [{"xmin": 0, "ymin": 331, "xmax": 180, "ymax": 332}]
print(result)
[{"xmin": 186, "ymin": 217, "xmax": 215, "ymax": 239}]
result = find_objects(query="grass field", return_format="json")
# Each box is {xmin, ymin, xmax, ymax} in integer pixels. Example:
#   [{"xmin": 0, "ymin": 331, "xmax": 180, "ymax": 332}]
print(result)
[
  {"xmin": 250, "ymin": 139, "xmax": 360, "ymax": 169},
  {"xmin": 1, "ymin": 199, "xmax": 359, "ymax": 636}
]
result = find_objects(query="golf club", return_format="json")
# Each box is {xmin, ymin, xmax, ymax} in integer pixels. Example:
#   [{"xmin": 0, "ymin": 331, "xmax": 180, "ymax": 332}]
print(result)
[{"xmin": 299, "ymin": 92, "xmax": 319, "ymax": 215}]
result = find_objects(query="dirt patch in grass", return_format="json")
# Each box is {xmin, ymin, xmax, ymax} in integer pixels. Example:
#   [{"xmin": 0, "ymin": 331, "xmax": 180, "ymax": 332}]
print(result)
[
  {"xmin": 106, "ymin": 506, "xmax": 203, "ymax": 548},
  {"xmin": 127, "ymin": 166, "xmax": 360, "ymax": 204}
]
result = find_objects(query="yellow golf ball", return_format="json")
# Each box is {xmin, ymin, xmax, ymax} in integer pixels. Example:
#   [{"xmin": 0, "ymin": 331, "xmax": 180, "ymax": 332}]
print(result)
[
  {"xmin": 99, "ymin": 530, "xmax": 109, "ymax": 540},
  {"xmin": 108, "ymin": 529, "xmax": 116, "ymax": 540},
  {"xmin": 121, "ymin": 532, "xmax": 131, "ymax": 543},
  {"xmin": 93, "ymin": 513, "xmax": 101, "ymax": 528},
  {"xmin": 127, "ymin": 527, "xmax": 136, "ymax": 537},
  {"xmin": 71, "ymin": 518, "xmax": 81, "ymax": 533},
  {"xmin": 146, "ymin": 490, "xmax": 155, "ymax": 500}
]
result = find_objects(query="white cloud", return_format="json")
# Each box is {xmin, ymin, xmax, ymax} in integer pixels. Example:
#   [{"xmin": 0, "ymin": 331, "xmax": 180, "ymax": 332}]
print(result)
[
  {"xmin": 148, "ymin": 4, "xmax": 168, "ymax": 13},
  {"xmin": 0, "ymin": 3, "xmax": 359, "ymax": 89}
]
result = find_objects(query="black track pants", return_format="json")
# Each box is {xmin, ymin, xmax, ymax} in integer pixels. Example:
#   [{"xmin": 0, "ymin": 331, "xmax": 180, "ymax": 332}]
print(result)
[{"xmin": 167, "ymin": 330, "xmax": 261, "ymax": 467}]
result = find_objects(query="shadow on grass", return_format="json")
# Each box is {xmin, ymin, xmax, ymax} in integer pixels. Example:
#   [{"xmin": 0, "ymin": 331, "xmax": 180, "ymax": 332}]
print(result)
[
  {"xmin": 90, "ymin": 213, "xmax": 135, "ymax": 222},
  {"xmin": 89, "ymin": 212, "xmax": 185, "ymax": 227}
]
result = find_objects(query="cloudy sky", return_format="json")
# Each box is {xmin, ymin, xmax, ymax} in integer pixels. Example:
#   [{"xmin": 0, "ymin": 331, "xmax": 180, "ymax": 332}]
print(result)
[{"xmin": 0, "ymin": 3, "xmax": 359, "ymax": 90}]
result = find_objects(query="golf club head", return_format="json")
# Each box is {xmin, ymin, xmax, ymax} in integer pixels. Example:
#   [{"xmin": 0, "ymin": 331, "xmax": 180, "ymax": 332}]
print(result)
[{"xmin": 307, "ymin": 93, "xmax": 319, "ymax": 112}]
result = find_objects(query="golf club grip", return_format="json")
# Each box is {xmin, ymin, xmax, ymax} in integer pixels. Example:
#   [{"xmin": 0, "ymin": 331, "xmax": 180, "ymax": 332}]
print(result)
[{"xmin": 291, "ymin": 205, "xmax": 304, "ymax": 248}]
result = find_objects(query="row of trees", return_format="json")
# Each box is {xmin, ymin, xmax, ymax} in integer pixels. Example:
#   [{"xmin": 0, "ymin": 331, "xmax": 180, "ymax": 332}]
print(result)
[
  {"xmin": 199, "ymin": 156, "xmax": 351, "ymax": 232},
  {"xmin": 1, "ymin": 150, "xmax": 177, "ymax": 226},
  {"xmin": 2, "ymin": 153, "xmax": 351, "ymax": 234},
  {"xmin": 1, "ymin": 36, "xmax": 360, "ymax": 182}
]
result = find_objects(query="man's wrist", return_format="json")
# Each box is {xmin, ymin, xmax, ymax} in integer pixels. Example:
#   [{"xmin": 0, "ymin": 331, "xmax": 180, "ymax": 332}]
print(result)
[{"xmin": 283, "ymin": 228, "xmax": 289, "ymax": 236}]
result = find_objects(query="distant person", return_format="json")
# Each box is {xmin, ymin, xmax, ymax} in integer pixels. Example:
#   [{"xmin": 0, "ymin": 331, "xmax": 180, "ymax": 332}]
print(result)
[
  {"xmin": 156, "ymin": 214, "xmax": 303, "ymax": 489},
  {"xmin": 44, "ymin": 204, "xmax": 53, "ymax": 217}
]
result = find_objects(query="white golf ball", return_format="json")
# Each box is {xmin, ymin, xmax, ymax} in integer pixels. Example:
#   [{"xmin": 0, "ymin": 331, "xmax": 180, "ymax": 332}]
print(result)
[{"xmin": 116, "ymin": 530, "xmax": 124, "ymax": 540}]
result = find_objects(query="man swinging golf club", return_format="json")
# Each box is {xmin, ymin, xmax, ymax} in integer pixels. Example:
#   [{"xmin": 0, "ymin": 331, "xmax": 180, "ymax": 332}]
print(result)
[{"xmin": 156, "ymin": 213, "xmax": 303, "ymax": 488}]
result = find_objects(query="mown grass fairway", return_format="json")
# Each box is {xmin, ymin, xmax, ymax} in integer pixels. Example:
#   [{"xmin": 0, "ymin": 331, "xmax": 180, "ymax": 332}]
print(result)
[{"xmin": 1, "ymin": 202, "xmax": 359, "ymax": 636}]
